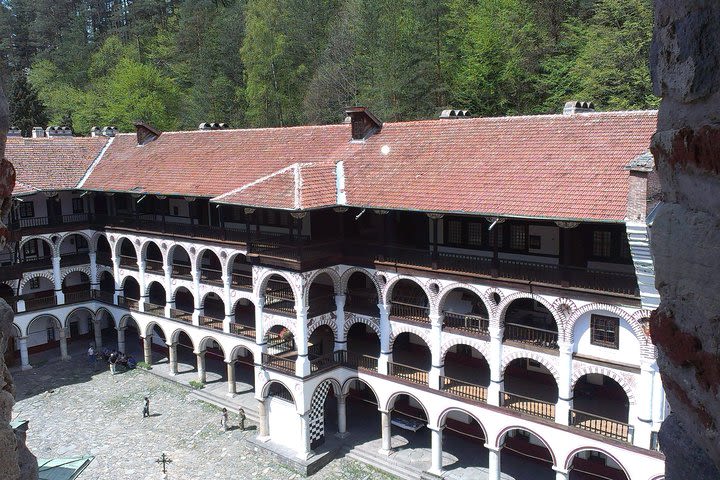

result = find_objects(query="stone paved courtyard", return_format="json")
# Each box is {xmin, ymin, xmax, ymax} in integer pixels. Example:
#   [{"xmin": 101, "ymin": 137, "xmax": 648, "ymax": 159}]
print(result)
[{"xmin": 11, "ymin": 356, "xmax": 396, "ymax": 480}]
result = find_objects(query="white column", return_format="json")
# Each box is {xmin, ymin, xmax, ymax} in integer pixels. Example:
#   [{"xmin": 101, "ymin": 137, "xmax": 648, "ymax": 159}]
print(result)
[
  {"xmin": 429, "ymin": 312, "xmax": 443, "ymax": 390},
  {"xmin": 93, "ymin": 320, "xmax": 103, "ymax": 349},
  {"xmin": 295, "ymin": 305, "xmax": 310, "ymax": 377},
  {"xmin": 488, "ymin": 325, "xmax": 504, "ymax": 406},
  {"xmin": 59, "ymin": 328, "xmax": 70, "ymax": 360},
  {"xmin": 427, "ymin": 426, "xmax": 444, "ymax": 476},
  {"xmin": 137, "ymin": 260, "xmax": 147, "ymax": 312},
  {"xmin": 378, "ymin": 303, "xmax": 391, "ymax": 375},
  {"xmin": 117, "ymin": 328, "xmax": 126, "ymax": 354},
  {"xmin": 553, "ymin": 466, "xmax": 569, "ymax": 480},
  {"xmin": 255, "ymin": 296, "xmax": 266, "ymax": 354},
  {"xmin": 18, "ymin": 336, "xmax": 31, "ymax": 370},
  {"xmin": 258, "ymin": 399, "xmax": 270, "ymax": 440},
  {"xmin": 164, "ymin": 260, "xmax": 173, "ymax": 317},
  {"xmin": 89, "ymin": 252, "xmax": 98, "ymax": 290},
  {"xmin": 337, "ymin": 394, "xmax": 348, "ymax": 437},
  {"xmin": 191, "ymin": 267, "xmax": 201, "ymax": 325},
  {"xmin": 196, "ymin": 351, "xmax": 207, "ymax": 383},
  {"xmin": 226, "ymin": 361, "xmax": 236, "ymax": 396},
  {"xmin": 298, "ymin": 413, "xmax": 311, "ymax": 460},
  {"xmin": 652, "ymin": 368, "xmax": 666, "ymax": 424},
  {"xmin": 52, "ymin": 256, "xmax": 65, "ymax": 304},
  {"xmin": 143, "ymin": 336, "xmax": 152, "ymax": 365},
  {"xmin": 168, "ymin": 343, "xmax": 178, "ymax": 375},
  {"xmin": 223, "ymin": 274, "xmax": 232, "ymax": 332},
  {"xmin": 556, "ymin": 341, "xmax": 573, "ymax": 425},
  {"xmin": 486, "ymin": 444, "xmax": 501, "ymax": 480},
  {"xmin": 112, "ymin": 254, "xmax": 122, "ymax": 303},
  {"xmin": 379, "ymin": 410, "xmax": 392, "ymax": 454},
  {"xmin": 334, "ymin": 294, "xmax": 346, "ymax": 352},
  {"xmin": 633, "ymin": 360, "xmax": 655, "ymax": 447}
]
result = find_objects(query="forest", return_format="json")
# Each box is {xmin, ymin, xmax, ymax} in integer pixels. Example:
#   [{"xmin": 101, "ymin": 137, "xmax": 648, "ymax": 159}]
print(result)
[{"xmin": 0, "ymin": 0, "xmax": 656, "ymax": 135}]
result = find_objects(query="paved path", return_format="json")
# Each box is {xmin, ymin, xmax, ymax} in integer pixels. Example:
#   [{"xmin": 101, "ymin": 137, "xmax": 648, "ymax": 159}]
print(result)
[{"xmin": 11, "ymin": 354, "xmax": 396, "ymax": 480}]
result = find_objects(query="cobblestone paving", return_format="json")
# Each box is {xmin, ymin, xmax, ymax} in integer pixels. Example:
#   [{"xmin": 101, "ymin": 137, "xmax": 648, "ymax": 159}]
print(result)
[{"xmin": 12, "ymin": 358, "xmax": 396, "ymax": 480}]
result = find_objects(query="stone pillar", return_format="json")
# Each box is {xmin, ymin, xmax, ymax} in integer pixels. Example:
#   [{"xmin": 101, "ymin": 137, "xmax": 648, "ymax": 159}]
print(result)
[
  {"xmin": 486, "ymin": 444, "xmax": 501, "ymax": 480},
  {"xmin": 556, "ymin": 341, "xmax": 573, "ymax": 425},
  {"xmin": 137, "ymin": 260, "xmax": 147, "ymax": 312},
  {"xmin": 255, "ymin": 295, "xmax": 266, "ymax": 346},
  {"xmin": 117, "ymin": 327, "xmax": 126, "ymax": 354},
  {"xmin": 334, "ymin": 294, "xmax": 346, "ymax": 352},
  {"xmin": 652, "ymin": 369, "xmax": 666, "ymax": 424},
  {"xmin": 89, "ymin": 252, "xmax": 98, "ymax": 290},
  {"xmin": 337, "ymin": 394, "xmax": 348, "ymax": 437},
  {"xmin": 191, "ymin": 267, "xmax": 201, "ymax": 325},
  {"xmin": 223, "ymin": 274, "xmax": 233, "ymax": 333},
  {"xmin": 553, "ymin": 467, "xmax": 569, "ymax": 480},
  {"xmin": 93, "ymin": 320, "xmax": 103, "ymax": 350},
  {"xmin": 427, "ymin": 425, "xmax": 444, "ymax": 476},
  {"xmin": 143, "ymin": 336, "xmax": 152, "ymax": 365},
  {"xmin": 488, "ymin": 325, "xmax": 504, "ymax": 406},
  {"xmin": 378, "ymin": 303, "xmax": 391, "ymax": 375},
  {"xmin": 18, "ymin": 336, "xmax": 31, "ymax": 370},
  {"xmin": 196, "ymin": 351, "xmax": 206, "ymax": 383},
  {"xmin": 168, "ymin": 343, "xmax": 178, "ymax": 375},
  {"xmin": 258, "ymin": 399, "xmax": 270, "ymax": 440},
  {"xmin": 164, "ymin": 261, "xmax": 173, "ymax": 317},
  {"xmin": 429, "ymin": 312, "xmax": 443, "ymax": 390},
  {"xmin": 112, "ymin": 254, "xmax": 122, "ymax": 303},
  {"xmin": 634, "ymin": 360, "xmax": 655, "ymax": 447},
  {"xmin": 298, "ymin": 413, "xmax": 312, "ymax": 460},
  {"xmin": 52, "ymin": 256, "xmax": 65, "ymax": 304},
  {"xmin": 226, "ymin": 361, "xmax": 236, "ymax": 396},
  {"xmin": 295, "ymin": 305, "xmax": 310, "ymax": 377},
  {"xmin": 59, "ymin": 328, "xmax": 70, "ymax": 360},
  {"xmin": 379, "ymin": 409, "xmax": 392, "ymax": 454}
]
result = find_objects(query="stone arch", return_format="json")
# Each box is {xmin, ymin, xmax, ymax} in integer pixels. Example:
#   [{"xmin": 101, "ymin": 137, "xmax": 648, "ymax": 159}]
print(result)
[
  {"xmin": 437, "ymin": 283, "xmax": 493, "ymax": 317},
  {"xmin": 170, "ymin": 284, "xmax": 194, "ymax": 303},
  {"xmin": 564, "ymin": 446, "xmax": 631, "ymax": 479},
  {"xmin": 496, "ymin": 292, "xmax": 562, "ymax": 331},
  {"xmin": 25, "ymin": 314, "xmax": 62, "ymax": 337},
  {"xmin": 57, "ymin": 231, "xmax": 93, "ymax": 253},
  {"xmin": 96, "ymin": 265, "xmax": 113, "ymax": 282},
  {"xmin": 261, "ymin": 379, "xmax": 296, "ymax": 405},
  {"xmin": 386, "ymin": 391, "xmax": 429, "ymax": 420},
  {"xmin": 19, "ymin": 271, "xmax": 55, "ymax": 292},
  {"xmin": 114, "ymin": 235, "xmax": 138, "ymax": 259},
  {"xmin": 19, "ymin": 235, "xmax": 55, "ymax": 257},
  {"xmin": 308, "ymin": 378, "xmax": 342, "ymax": 445},
  {"xmin": 194, "ymin": 246, "xmax": 223, "ymax": 272},
  {"xmin": 60, "ymin": 266, "xmax": 91, "ymax": 283},
  {"xmin": 501, "ymin": 351, "xmax": 560, "ymax": 385},
  {"xmin": 169, "ymin": 327, "xmax": 195, "ymax": 349},
  {"xmin": 383, "ymin": 275, "xmax": 432, "ymax": 308},
  {"xmin": 197, "ymin": 335, "xmax": 225, "ymax": 354},
  {"xmin": 340, "ymin": 267, "xmax": 382, "ymax": 299},
  {"xmin": 144, "ymin": 279, "xmax": 166, "ymax": 298},
  {"xmin": 440, "ymin": 336, "xmax": 489, "ymax": 362},
  {"xmin": 229, "ymin": 344, "xmax": 255, "ymax": 363},
  {"xmin": 231, "ymin": 293, "xmax": 256, "ymax": 312},
  {"xmin": 90, "ymin": 231, "xmax": 109, "ymax": 252},
  {"xmin": 255, "ymin": 269, "xmax": 301, "ymax": 303},
  {"xmin": 64, "ymin": 306, "xmax": 95, "ymax": 328},
  {"xmin": 308, "ymin": 315, "xmax": 338, "ymax": 339},
  {"xmin": 341, "ymin": 377, "xmax": 380, "ymax": 401},
  {"xmin": 571, "ymin": 364, "xmax": 637, "ymax": 405},
  {"xmin": 11, "ymin": 323, "xmax": 22, "ymax": 338},
  {"xmin": 343, "ymin": 314, "xmax": 380, "ymax": 338},
  {"xmin": 94, "ymin": 307, "xmax": 117, "ymax": 329},
  {"xmin": 262, "ymin": 313, "xmax": 297, "ymax": 339},
  {"xmin": 484, "ymin": 287, "xmax": 504, "ymax": 307},
  {"xmin": 496, "ymin": 426, "xmax": 557, "ymax": 465},
  {"xmin": 118, "ymin": 314, "xmax": 138, "ymax": 331},
  {"xmin": 437, "ymin": 407, "xmax": 488, "ymax": 439},
  {"xmin": 566, "ymin": 303, "xmax": 650, "ymax": 357},
  {"xmin": 144, "ymin": 320, "xmax": 170, "ymax": 340},
  {"xmin": 389, "ymin": 324, "xmax": 431, "ymax": 351},
  {"xmin": 167, "ymin": 243, "xmax": 191, "ymax": 264},
  {"xmin": 303, "ymin": 268, "xmax": 341, "ymax": 304},
  {"xmin": 140, "ymin": 239, "xmax": 166, "ymax": 263}
]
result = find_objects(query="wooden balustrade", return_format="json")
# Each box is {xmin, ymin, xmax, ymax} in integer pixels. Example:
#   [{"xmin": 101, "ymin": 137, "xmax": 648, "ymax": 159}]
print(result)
[
  {"xmin": 388, "ymin": 362, "xmax": 429, "ymax": 385},
  {"xmin": 229, "ymin": 323, "xmax": 255, "ymax": 339},
  {"xmin": 145, "ymin": 259, "xmax": 164, "ymax": 272},
  {"xmin": 22, "ymin": 294, "xmax": 57, "ymax": 311},
  {"xmin": 261, "ymin": 353, "xmax": 296, "ymax": 374},
  {"xmin": 309, "ymin": 351, "xmax": 343, "ymax": 374},
  {"xmin": 201, "ymin": 267, "xmax": 223, "ymax": 284},
  {"xmin": 91, "ymin": 289, "xmax": 115, "ymax": 304},
  {"xmin": 500, "ymin": 391, "xmax": 555, "ymax": 420},
  {"xmin": 504, "ymin": 322, "xmax": 558, "ymax": 349},
  {"xmin": 390, "ymin": 301, "xmax": 430, "ymax": 323},
  {"xmin": 440, "ymin": 376, "xmax": 487, "ymax": 403},
  {"xmin": 144, "ymin": 302, "xmax": 166, "ymax": 316},
  {"xmin": 231, "ymin": 272, "xmax": 252, "ymax": 289},
  {"xmin": 119, "ymin": 255, "xmax": 137, "ymax": 269},
  {"xmin": 443, "ymin": 311, "xmax": 489, "ymax": 335},
  {"xmin": 64, "ymin": 290, "xmax": 92, "ymax": 304},
  {"xmin": 172, "ymin": 264, "xmax": 192, "ymax": 278},
  {"xmin": 199, "ymin": 314, "xmax": 224, "ymax": 331},
  {"xmin": 569, "ymin": 409, "xmax": 633, "ymax": 442},
  {"xmin": 344, "ymin": 351, "xmax": 379, "ymax": 371},
  {"xmin": 169, "ymin": 308, "xmax": 193, "ymax": 323}
]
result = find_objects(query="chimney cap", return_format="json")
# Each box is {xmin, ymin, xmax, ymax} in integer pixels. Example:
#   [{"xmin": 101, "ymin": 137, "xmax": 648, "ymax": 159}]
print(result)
[
  {"xmin": 45, "ymin": 126, "xmax": 73, "ymax": 137},
  {"xmin": 563, "ymin": 101, "xmax": 595, "ymax": 115},
  {"xmin": 134, "ymin": 122, "xmax": 162, "ymax": 146},
  {"xmin": 198, "ymin": 122, "xmax": 230, "ymax": 131},
  {"xmin": 7, "ymin": 126, "xmax": 21, "ymax": 137},
  {"xmin": 439, "ymin": 109, "xmax": 472, "ymax": 119},
  {"xmin": 344, "ymin": 106, "xmax": 383, "ymax": 141}
]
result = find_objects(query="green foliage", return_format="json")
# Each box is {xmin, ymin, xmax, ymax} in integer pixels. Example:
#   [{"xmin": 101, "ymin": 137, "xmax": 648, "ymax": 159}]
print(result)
[
  {"xmin": 7, "ymin": 74, "xmax": 47, "ymax": 135},
  {"xmin": 136, "ymin": 361, "xmax": 152, "ymax": 370},
  {"xmin": 189, "ymin": 380, "xmax": 205, "ymax": 390},
  {"xmin": 5, "ymin": 0, "xmax": 656, "ymax": 132}
]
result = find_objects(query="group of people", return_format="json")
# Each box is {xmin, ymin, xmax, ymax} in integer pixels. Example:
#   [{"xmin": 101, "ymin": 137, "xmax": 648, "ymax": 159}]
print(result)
[
  {"xmin": 220, "ymin": 407, "xmax": 246, "ymax": 432},
  {"xmin": 87, "ymin": 345, "xmax": 137, "ymax": 373}
]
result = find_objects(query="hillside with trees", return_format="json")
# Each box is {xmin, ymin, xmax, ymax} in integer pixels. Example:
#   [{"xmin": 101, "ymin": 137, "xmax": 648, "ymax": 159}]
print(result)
[{"xmin": 0, "ymin": 0, "xmax": 656, "ymax": 135}]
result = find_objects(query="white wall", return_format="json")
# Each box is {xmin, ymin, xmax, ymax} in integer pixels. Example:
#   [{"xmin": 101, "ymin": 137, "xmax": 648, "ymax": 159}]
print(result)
[
  {"xmin": 528, "ymin": 225, "xmax": 559, "ymax": 256},
  {"xmin": 27, "ymin": 317, "xmax": 57, "ymax": 348},
  {"xmin": 573, "ymin": 311, "xmax": 641, "ymax": 366},
  {"xmin": 267, "ymin": 397, "xmax": 301, "ymax": 450}
]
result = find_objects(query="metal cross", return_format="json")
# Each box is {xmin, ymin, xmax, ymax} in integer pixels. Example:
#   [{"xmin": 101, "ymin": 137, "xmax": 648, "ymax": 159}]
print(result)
[{"xmin": 156, "ymin": 453, "xmax": 172, "ymax": 474}]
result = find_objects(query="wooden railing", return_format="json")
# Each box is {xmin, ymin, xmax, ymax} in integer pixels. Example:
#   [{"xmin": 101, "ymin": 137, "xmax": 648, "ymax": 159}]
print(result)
[
  {"xmin": 390, "ymin": 301, "xmax": 430, "ymax": 323},
  {"xmin": 22, "ymin": 294, "xmax": 57, "ymax": 311},
  {"xmin": 344, "ymin": 293, "xmax": 379, "ymax": 316},
  {"xmin": 119, "ymin": 255, "xmax": 137, "ymax": 269},
  {"xmin": 343, "ymin": 351, "xmax": 379, "ymax": 371},
  {"xmin": 169, "ymin": 308, "xmax": 193, "ymax": 323},
  {"xmin": 500, "ymin": 391, "xmax": 555, "ymax": 420},
  {"xmin": 172, "ymin": 263, "xmax": 192, "ymax": 278},
  {"xmin": 92, "ymin": 289, "xmax": 115, "ymax": 304},
  {"xmin": 143, "ymin": 301, "xmax": 166, "ymax": 316},
  {"xmin": 440, "ymin": 376, "xmax": 487, "ymax": 403},
  {"xmin": 231, "ymin": 272, "xmax": 252, "ymax": 290},
  {"xmin": 145, "ymin": 259, "xmax": 164, "ymax": 272},
  {"xmin": 309, "ymin": 351, "xmax": 344, "ymax": 374},
  {"xmin": 59, "ymin": 252, "xmax": 90, "ymax": 267},
  {"xmin": 443, "ymin": 311, "xmax": 489, "ymax": 335},
  {"xmin": 64, "ymin": 290, "xmax": 92, "ymax": 304},
  {"xmin": 199, "ymin": 314, "xmax": 224, "ymax": 331},
  {"xmin": 267, "ymin": 385, "xmax": 294, "ymax": 403},
  {"xmin": 569, "ymin": 409, "xmax": 633, "ymax": 442},
  {"xmin": 261, "ymin": 353, "xmax": 296, "ymax": 374},
  {"xmin": 229, "ymin": 323, "xmax": 256, "ymax": 339},
  {"xmin": 504, "ymin": 322, "xmax": 558, "ymax": 349},
  {"xmin": 388, "ymin": 362, "xmax": 429, "ymax": 385},
  {"xmin": 200, "ymin": 267, "xmax": 223, "ymax": 284},
  {"xmin": 264, "ymin": 290, "xmax": 295, "ymax": 316}
]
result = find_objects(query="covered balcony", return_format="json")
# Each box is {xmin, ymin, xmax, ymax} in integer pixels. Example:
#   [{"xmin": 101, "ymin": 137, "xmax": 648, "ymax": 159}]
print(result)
[{"xmin": 502, "ymin": 299, "xmax": 558, "ymax": 350}]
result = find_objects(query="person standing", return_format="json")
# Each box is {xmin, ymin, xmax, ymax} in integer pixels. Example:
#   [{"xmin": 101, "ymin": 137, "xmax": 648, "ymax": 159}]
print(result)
[
  {"xmin": 87, "ymin": 345, "xmax": 95, "ymax": 369},
  {"xmin": 108, "ymin": 351, "xmax": 117, "ymax": 375},
  {"xmin": 238, "ymin": 407, "xmax": 246, "ymax": 431},
  {"xmin": 143, "ymin": 397, "xmax": 150, "ymax": 418},
  {"xmin": 220, "ymin": 408, "xmax": 228, "ymax": 431}
]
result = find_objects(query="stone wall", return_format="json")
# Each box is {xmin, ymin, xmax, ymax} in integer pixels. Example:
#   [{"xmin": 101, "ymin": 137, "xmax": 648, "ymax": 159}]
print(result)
[{"xmin": 649, "ymin": 2, "xmax": 720, "ymax": 478}]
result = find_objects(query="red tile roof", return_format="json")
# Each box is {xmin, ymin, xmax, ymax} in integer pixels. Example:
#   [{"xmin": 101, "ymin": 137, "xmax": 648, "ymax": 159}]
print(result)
[{"xmin": 5, "ymin": 137, "xmax": 108, "ymax": 194}]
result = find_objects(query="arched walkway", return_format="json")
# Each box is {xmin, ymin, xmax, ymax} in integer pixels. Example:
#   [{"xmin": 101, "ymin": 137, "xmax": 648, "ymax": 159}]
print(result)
[
  {"xmin": 232, "ymin": 298, "xmax": 256, "ymax": 336},
  {"xmin": 346, "ymin": 322, "xmax": 380, "ymax": 361},
  {"xmin": 572, "ymin": 374, "xmax": 631, "ymax": 441},
  {"xmin": 502, "ymin": 358, "xmax": 558, "ymax": 420},
  {"xmin": 308, "ymin": 379, "xmax": 341, "ymax": 449},
  {"xmin": 308, "ymin": 324, "xmax": 335, "ymax": 358},
  {"xmin": 117, "ymin": 237, "xmax": 137, "ymax": 268},
  {"xmin": 58, "ymin": 233, "xmax": 90, "ymax": 268},
  {"xmin": 442, "ymin": 344, "xmax": 490, "ymax": 402},
  {"xmin": 503, "ymin": 298, "xmax": 559, "ymax": 350},
  {"xmin": 344, "ymin": 270, "xmax": 380, "ymax": 317},
  {"xmin": 229, "ymin": 253, "xmax": 252, "ymax": 290},
  {"xmin": 171, "ymin": 286, "xmax": 194, "ymax": 323},
  {"xmin": 306, "ymin": 272, "xmax": 336, "ymax": 318},
  {"xmin": 388, "ymin": 279, "xmax": 430, "ymax": 324},
  {"xmin": 440, "ymin": 287, "xmax": 490, "ymax": 336},
  {"xmin": 25, "ymin": 314, "xmax": 63, "ymax": 361},
  {"xmin": 498, "ymin": 428, "xmax": 555, "ymax": 480},
  {"xmin": 566, "ymin": 448, "xmax": 630, "ymax": 480},
  {"xmin": 386, "ymin": 393, "xmax": 430, "ymax": 457},
  {"xmin": 263, "ymin": 274, "xmax": 296, "ymax": 317},
  {"xmin": 146, "ymin": 281, "xmax": 167, "ymax": 315},
  {"xmin": 144, "ymin": 241, "xmax": 164, "ymax": 273},
  {"xmin": 62, "ymin": 271, "xmax": 91, "ymax": 303},
  {"xmin": 198, "ymin": 249, "xmax": 222, "ymax": 284},
  {"xmin": 169, "ymin": 245, "xmax": 192, "ymax": 279},
  {"xmin": 437, "ymin": 408, "xmax": 489, "ymax": 476},
  {"xmin": 390, "ymin": 332, "xmax": 430, "ymax": 385}
]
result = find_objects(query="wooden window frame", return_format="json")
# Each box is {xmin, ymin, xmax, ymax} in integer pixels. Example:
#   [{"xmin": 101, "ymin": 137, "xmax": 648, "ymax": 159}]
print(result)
[
  {"xmin": 71, "ymin": 197, "xmax": 84, "ymax": 214},
  {"xmin": 590, "ymin": 314, "xmax": 620, "ymax": 349},
  {"xmin": 18, "ymin": 202, "xmax": 34, "ymax": 218}
]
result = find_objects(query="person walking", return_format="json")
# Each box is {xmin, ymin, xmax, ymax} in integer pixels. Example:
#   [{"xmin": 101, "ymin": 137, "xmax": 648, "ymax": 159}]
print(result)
[
  {"xmin": 220, "ymin": 408, "xmax": 228, "ymax": 431},
  {"xmin": 143, "ymin": 396, "xmax": 150, "ymax": 418},
  {"xmin": 238, "ymin": 407, "xmax": 246, "ymax": 431},
  {"xmin": 87, "ymin": 345, "xmax": 95, "ymax": 369},
  {"xmin": 108, "ymin": 351, "xmax": 117, "ymax": 375}
]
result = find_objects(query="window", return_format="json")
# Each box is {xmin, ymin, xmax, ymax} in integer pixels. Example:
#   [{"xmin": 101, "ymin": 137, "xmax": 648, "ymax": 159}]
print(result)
[
  {"xmin": 172, "ymin": 206, "xmax": 179, "ymax": 216},
  {"xmin": 22, "ymin": 240, "xmax": 38, "ymax": 258},
  {"xmin": 18, "ymin": 202, "xmax": 34, "ymax": 218},
  {"xmin": 592, "ymin": 231, "xmax": 613, "ymax": 258},
  {"xmin": 591, "ymin": 314, "xmax": 620, "ymax": 349},
  {"xmin": 529, "ymin": 235, "xmax": 542, "ymax": 249},
  {"xmin": 28, "ymin": 277, "xmax": 40, "ymax": 290},
  {"xmin": 488, "ymin": 225, "xmax": 503, "ymax": 248},
  {"xmin": 76, "ymin": 235, "xmax": 89, "ymax": 251},
  {"xmin": 46, "ymin": 327, "xmax": 55, "ymax": 342},
  {"xmin": 72, "ymin": 198, "xmax": 84, "ymax": 214},
  {"xmin": 509, "ymin": 224, "xmax": 527, "ymax": 250},
  {"xmin": 467, "ymin": 222, "xmax": 483, "ymax": 246},
  {"xmin": 447, "ymin": 219, "xmax": 462, "ymax": 245}
]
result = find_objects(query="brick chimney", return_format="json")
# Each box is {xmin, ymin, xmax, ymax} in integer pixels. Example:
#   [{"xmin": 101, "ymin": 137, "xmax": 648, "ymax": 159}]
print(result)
[
  {"xmin": 31, "ymin": 127, "xmax": 44, "ymax": 138},
  {"xmin": 7, "ymin": 127, "xmax": 21, "ymax": 137},
  {"xmin": 45, "ymin": 126, "xmax": 73, "ymax": 137},
  {"xmin": 134, "ymin": 122, "xmax": 161, "ymax": 146},
  {"xmin": 344, "ymin": 107, "xmax": 382, "ymax": 141},
  {"xmin": 563, "ymin": 101, "xmax": 595, "ymax": 115}
]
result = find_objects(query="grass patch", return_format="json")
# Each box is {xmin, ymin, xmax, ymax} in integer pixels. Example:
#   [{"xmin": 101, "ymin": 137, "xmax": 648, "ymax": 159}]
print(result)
[{"xmin": 189, "ymin": 380, "xmax": 204, "ymax": 390}]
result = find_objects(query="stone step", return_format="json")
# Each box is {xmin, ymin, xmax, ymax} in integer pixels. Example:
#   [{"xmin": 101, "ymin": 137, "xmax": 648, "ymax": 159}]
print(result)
[{"xmin": 342, "ymin": 445, "xmax": 423, "ymax": 480}]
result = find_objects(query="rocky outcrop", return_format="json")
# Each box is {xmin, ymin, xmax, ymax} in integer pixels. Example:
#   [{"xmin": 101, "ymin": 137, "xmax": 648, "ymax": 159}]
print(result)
[
  {"xmin": 0, "ymin": 83, "xmax": 37, "ymax": 480},
  {"xmin": 649, "ymin": 2, "xmax": 720, "ymax": 478}
]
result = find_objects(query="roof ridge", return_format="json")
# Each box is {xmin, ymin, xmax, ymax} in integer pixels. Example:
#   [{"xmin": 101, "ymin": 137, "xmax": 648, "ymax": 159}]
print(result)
[
  {"xmin": 212, "ymin": 163, "xmax": 298, "ymax": 203},
  {"xmin": 76, "ymin": 137, "xmax": 114, "ymax": 189}
]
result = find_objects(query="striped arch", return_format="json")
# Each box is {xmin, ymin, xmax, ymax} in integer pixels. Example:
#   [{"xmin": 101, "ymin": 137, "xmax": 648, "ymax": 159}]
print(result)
[
  {"xmin": 564, "ymin": 446, "xmax": 630, "ymax": 479},
  {"xmin": 308, "ymin": 314, "xmax": 338, "ymax": 338},
  {"xmin": 140, "ymin": 239, "xmax": 167, "ymax": 264},
  {"xmin": 437, "ymin": 282, "xmax": 494, "ymax": 317},
  {"xmin": 382, "ymin": 275, "xmax": 432, "ymax": 309},
  {"xmin": 231, "ymin": 294, "xmax": 256, "ymax": 312},
  {"xmin": 262, "ymin": 313, "xmax": 297, "ymax": 339},
  {"xmin": 90, "ymin": 231, "xmax": 109, "ymax": 252},
  {"xmin": 60, "ymin": 266, "xmax": 91, "ymax": 283},
  {"xmin": 96, "ymin": 265, "xmax": 114, "ymax": 283},
  {"xmin": 501, "ymin": 350, "xmax": 560, "ymax": 386},
  {"xmin": 170, "ymin": 284, "xmax": 194, "ymax": 303},
  {"xmin": 496, "ymin": 426, "xmax": 556, "ymax": 465},
  {"xmin": 440, "ymin": 336, "xmax": 489, "ymax": 362},
  {"xmin": 339, "ymin": 267, "xmax": 382, "ymax": 300},
  {"xmin": 303, "ymin": 268, "xmax": 341, "ymax": 304},
  {"xmin": 19, "ymin": 271, "xmax": 55, "ymax": 292},
  {"xmin": 571, "ymin": 363, "xmax": 637, "ymax": 405},
  {"xmin": 113, "ymin": 235, "xmax": 138, "ymax": 259},
  {"xmin": 255, "ymin": 269, "xmax": 302, "ymax": 303},
  {"xmin": 57, "ymin": 231, "xmax": 93, "ymax": 253},
  {"xmin": 495, "ymin": 292, "xmax": 563, "ymax": 333},
  {"xmin": 343, "ymin": 313, "xmax": 380, "ymax": 338},
  {"xmin": 389, "ymin": 323, "xmax": 431, "ymax": 351},
  {"xmin": 309, "ymin": 378, "xmax": 342, "ymax": 412},
  {"xmin": 19, "ymin": 235, "xmax": 55, "ymax": 256},
  {"xmin": 565, "ymin": 303, "xmax": 649, "ymax": 354}
]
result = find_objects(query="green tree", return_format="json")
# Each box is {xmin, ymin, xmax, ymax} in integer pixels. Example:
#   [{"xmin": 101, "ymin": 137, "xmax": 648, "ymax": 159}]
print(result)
[{"xmin": 7, "ymin": 73, "xmax": 48, "ymax": 135}]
